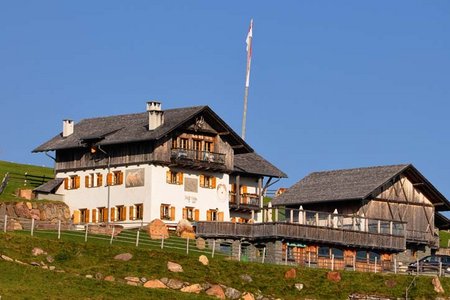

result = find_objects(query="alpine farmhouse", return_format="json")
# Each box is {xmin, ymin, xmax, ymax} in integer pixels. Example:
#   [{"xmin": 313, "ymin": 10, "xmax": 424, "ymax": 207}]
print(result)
[{"xmin": 33, "ymin": 102, "xmax": 287, "ymax": 225}]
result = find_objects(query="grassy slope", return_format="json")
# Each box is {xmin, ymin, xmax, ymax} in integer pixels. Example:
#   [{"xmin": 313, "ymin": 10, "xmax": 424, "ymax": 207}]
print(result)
[
  {"xmin": 1, "ymin": 232, "xmax": 450, "ymax": 299},
  {"xmin": 0, "ymin": 160, "xmax": 54, "ymax": 201}
]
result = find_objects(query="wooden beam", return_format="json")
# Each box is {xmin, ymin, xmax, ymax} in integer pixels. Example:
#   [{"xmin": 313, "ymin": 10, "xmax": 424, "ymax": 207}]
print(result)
[{"xmin": 372, "ymin": 198, "xmax": 434, "ymax": 208}]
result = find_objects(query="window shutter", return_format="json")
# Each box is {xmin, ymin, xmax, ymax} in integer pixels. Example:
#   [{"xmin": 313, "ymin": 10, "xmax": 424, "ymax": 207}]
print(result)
[
  {"xmin": 166, "ymin": 171, "xmax": 171, "ymax": 183},
  {"xmin": 104, "ymin": 209, "xmax": 109, "ymax": 222},
  {"xmin": 231, "ymin": 183, "xmax": 236, "ymax": 193},
  {"xmin": 129, "ymin": 206, "xmax": 135, "ymax": 220},
  {"xmin": 194, "ymin": 209, "xmax": 199, "ymax": 221},
  {"xmin": 110, "ymin": 207, "xmax": 115, "ymax": 221},
  {"xmin": 200, "ymin": 175, "xmax": 205, "ymax": 187},
  {"xmin": 241, "ymin": 185, "xmax": 247, "ymax": 194},
  {"xmin": 107, "ymin": 173, "xmax": 113, "ymax": 186},
  {"xmin": 64, "ymin": 178, "xmax": 69, "ymax": 190},
  {"xmin": 206, "ymin": 210, "xmax": 212, "ymax": 221},
  {"xmin": 85, "ymin": 209, "xmax": 90, "ymax": 223},
  {"xmin": 97, "ymin": 174, "xmax": 103, "ymax": 186},
  {"xmin": 182, "ymin": 208, "xmax": 187, "ymax": 220},
  {"xmin": 231, "ymin": 217, "xmax": 236, "ymax": 223},
  {"xmin": 122, "ymin": 206, "xmax": 127, "ymax": 221},
  {"xmin": 92, "ymin": 209, "xmax": 97, "ymax": 223},
  {"xmin": 85, "ymin": 176, "xmax": 90, "ymax": 188},
  {"xmin": 73, "ymin": 210, "xmax": 80, "ymax": 224},
  {"xmin": 75, "ymin": 176, "xmax": 80, "ymax": 189},
  {"xmin": 218, "ymin": 211, "xmax": 224, "ymax": 222},
  {"xmin": 118, "ymin": 172, "xmax": 124, "ymax": 185},
  {"xmin": 160, "ymin": 205, "xmax": 164, "ymax": 219},
  {"xmin": 211, "ymin": 177, "xmax": 216, "ymax": 189},
  {"xmin": 170, "ymin": 206, "xmax": 176, "ymax": 221},
  {"xmin": 177, "ymin": 172, "xmax": 183, "ymax": 185}
]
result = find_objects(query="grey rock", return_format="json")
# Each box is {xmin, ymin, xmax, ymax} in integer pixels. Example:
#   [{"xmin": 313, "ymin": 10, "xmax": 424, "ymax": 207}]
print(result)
[
  {"xmin": 114, "ymin": 253, "xmax": 133, "ymax": 261},
  {"xmin": 167, "ymin": 261, "xmax": 183, "ymax": 272},
  {"xmin": 201, "ymin": 282, "xmax": 212, "ymax": 291},
  {"xmin": 225, "ymin": 287, "xmax": 242, "ymax": 300},
  {"xmin": 95, "ymin": 272, "xmax": 104, "ymax": 280},
  {"xmin": 41, "ymin": 265, "xmax": 49, "ymax": 270},
  {"xmin": 240, "ymin": 274, "xmax": 253, "ymax": 283},
  {"xmin": 140, "ymin": 277, "xmax": 147, "ymax": 283},
  {"xmin": 124, "ymin": 276, "xmax": 140, "ymax": 283},
  {"xmin": 46, "ymin": 255, "xmax": 54, "ymax": 263},
  {"xmin": 160, "ymin": 277, "xmax": 169, "ymax": 284},
  {"xmin": 32, "ymin": 247, "xmax": 47, "ymax": 256},
  {"xmin": 294, "ymin": 283, "xmax": 304, "ymax": 291},
  {"xmin": 30, "ymin": 261, "xmax": 40, "ymax": 266},
  {"xmin": 49, "ymin": 266, "xmax": 56, "ymax": 271},
  {"xmin": 167, "ymin": 279, "xmax": 184, "ymax": 290}
]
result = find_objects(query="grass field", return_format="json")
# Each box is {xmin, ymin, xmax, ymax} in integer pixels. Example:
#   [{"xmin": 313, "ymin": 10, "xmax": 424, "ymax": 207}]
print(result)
[
  {"xmin": 0, "ymin": 160, "xmax": 54, "ymax": 201},
  {"xmin": 2, "ymin": 232, "xmax": 450, "ymax": 299}
]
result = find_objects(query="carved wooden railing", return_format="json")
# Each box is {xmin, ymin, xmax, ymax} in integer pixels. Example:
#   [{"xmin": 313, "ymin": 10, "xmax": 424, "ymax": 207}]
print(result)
[{"xmin": 170, "ymin": 148, "xmax": 225, "ymax": 165}]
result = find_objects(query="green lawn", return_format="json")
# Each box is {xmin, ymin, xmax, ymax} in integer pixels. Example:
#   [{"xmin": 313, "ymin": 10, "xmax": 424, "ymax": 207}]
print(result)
[{"xmin": 0, "ymin": 160, "xmax": 54, "ymax": 201}]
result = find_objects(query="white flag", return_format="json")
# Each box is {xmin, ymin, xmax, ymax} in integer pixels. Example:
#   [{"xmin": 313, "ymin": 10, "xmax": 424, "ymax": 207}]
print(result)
[{"xmin": 245, "ymin": 19, "xmax": 253, "ymax": 88}]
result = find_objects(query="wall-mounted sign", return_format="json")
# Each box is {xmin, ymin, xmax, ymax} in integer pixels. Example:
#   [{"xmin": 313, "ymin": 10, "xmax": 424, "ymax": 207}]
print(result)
[{"xmin": 125, "ymin": 168, "xmax": 145, "ymax": 188}]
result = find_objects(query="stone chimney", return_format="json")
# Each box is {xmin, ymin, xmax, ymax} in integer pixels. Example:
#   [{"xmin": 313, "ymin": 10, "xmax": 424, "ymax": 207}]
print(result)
[
  {"xmin": 147, "ymin": 101, "xmax": 164, "ymax": 130},
  {"xmin": 62, "ymin": 119, "xmax": 74, "ymax": 137}
]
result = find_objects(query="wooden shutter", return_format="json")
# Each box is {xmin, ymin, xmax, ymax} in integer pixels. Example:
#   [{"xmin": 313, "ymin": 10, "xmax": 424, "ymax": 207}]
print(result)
[
  {"xmin": 85, "ymin": 209, "xmax": 90, "ymax": 223},
  {"xmin": 85, "ymin": 176, "xmax": 90, "ymax": 188},
  {"xmin": 64, "ymin": 178, "xmax": 69, "ymax": 190},
  {"xmin": 73, "ymin": 210, "xmax": 80, "ymax": 224},
  {"xmin": 194, "ymin": 209, "xmax": 199, "ymax": 221},
  {"xmin": 103, "ymin": 209, "xmax": 109, "ymax": 222},
  {"xmin": 118, "ymin": 172, "xmax": 124, "ymax": 185},
  {"xmin": 121, "ymin": 206, "xmax": 127, "ymax": 221},
  {"xmin": 206, "ymin": 210, "xmax": 212, "ymax": 221},
  {"xmin": 97, "ymin": 174, "xmax": 103, "ymax": 187},
  {"xmin": 218, "ymin": 211, "xmax": 224, "ymax": 222},
  {"xmin": 107, "ymin": 173, "xmax": 113, "ymax": 186},
  {"xmin": 170, "ymin": 206, "xmax": 176, "ymax": 221},
  {"xmin": 110, "ymin": 207, "xmax": 115, "ymax": 221},
  {"xmin": 182, "ymin": 208, "xmax": 187, "ymax": 220},
  {"xmin": 211, "ymin": 177, "xmax": 216, "ymax": 189},
  {"xmin": 231, "ymin": 183, "xmax": 236, "ymax": 193},
  {"xmin": 199, "ymin": 175, "xmax": 205, "ymax": 187},
  {"xmin": 241, "ymin": 185, "xmax": 247, "ymax": 194},
  {"xmin": 166, "ymin": 171, "xmax": 171, "ymax": 183},
  {"xmin": 160, "ymin": 205, "xmax": 164, "ymax": 219},
  {"xmin": 177, "ymin": 172, "xmax": 183, "ymax": 185},
  {"xmin": 129, "ymin": 206, "xmax": 135, "ymax": 220},
  {"xmin": 74, "ymin": 176, "xmax": 80, "ymax": 189},
  {"xmin": 92, "ymin": 209, "xmax": 97, "ymax": 223}
]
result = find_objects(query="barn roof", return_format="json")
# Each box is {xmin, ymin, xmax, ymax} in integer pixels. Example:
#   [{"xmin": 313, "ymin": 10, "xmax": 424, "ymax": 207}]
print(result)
[
  {"xmin": 33, "ymin": 178, "xmax": 64, "ymax": 193},
  {"xmin": 234, "ymin": 153, "xmax": 287, "ymax": 178},
  {"xmin": 272, "ymin": 164, "xmax": 450, "ymax": 211}
]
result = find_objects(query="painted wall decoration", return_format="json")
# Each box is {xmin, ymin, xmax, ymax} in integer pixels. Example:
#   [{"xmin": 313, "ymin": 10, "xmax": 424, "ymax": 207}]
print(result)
[
  {"xmin": 125, "ymin": 168, "xmax": 145, "ymax": 188},
  {"xmin": 184, "ymin": 178, "xmax": 198, "ymax": 193}
]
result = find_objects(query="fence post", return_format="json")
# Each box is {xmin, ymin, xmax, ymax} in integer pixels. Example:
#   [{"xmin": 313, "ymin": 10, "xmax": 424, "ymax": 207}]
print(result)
[
  {"xmin": 308, "ymin": 252, "xmax": 311, "ymax": 268},
  {"xmin": 285, "ymin": 248, "xmax": 288, "ymax": 265},
  {"xmin": 161, "ymin": 234, "xmax": 164, "ymax": 249},
  {"xmin": 136, "ymin": 230, "xmax": 140, "ymax": 247},
  {"xmin": 416, "ymin": 258, "xmax": 419, "ymax": 274},
  {"xmin": 110, "ymin": 226, "xmax": 115, "ymax": 245},
  {"xmin": 439, "ymin": 262, "xmax": 442, "ymax": 277},
  {"xmin": 212, "ymin": 240, "xmax": 216, "ymax": 258},
  {"xmin": 377, "ymin": 220, "xmax": 381, "ymax": 234},
  {"xmin": 262, "ymin": 247, "xmax": 266, "ymax": 264},
  {"xmin": 331, "ymin": 254, "xmax": 335, "ymax": 271},
  {"xmin": 374, "ymin": 257, "xmax": 377, "ymax": 273},
  {"xmin": 353, "ymin": 256, "xmax": 356, "ymax": 271},
  {"xmin": 238, "ymin": 242, "xmax": 241, "ymax": 261},
  {"xmin": 186, "ymin": 237, "xmax": 189, "ymax": 255},
  {"xmin": 3, "ymin": 215, "xmax": 7, "ymax": 233},
  {"xmin": 31, "ymin": 218, "xmax": 34, "ymax": 236},
  {"xmin": 394, "ymin": 257, "xmax": 397, "ymax": 274},
  {"xmin": 57, "ymin": 220, "xmax": 61, "ymax": 240},
  {"xmin": 84, "ymin": 224, "xmax": 88, "ymax": 242}
]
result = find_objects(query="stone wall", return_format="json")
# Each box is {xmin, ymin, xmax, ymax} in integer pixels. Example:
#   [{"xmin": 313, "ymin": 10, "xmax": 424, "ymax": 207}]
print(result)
[{"xmin": 0, "ymin": 201, "xmax": 70, "ymax": 223}]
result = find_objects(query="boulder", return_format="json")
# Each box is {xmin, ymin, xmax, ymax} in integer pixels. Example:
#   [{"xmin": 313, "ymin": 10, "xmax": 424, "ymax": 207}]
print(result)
[
  {"xmin": 167, "ymin": 261, "xmax": 183, "ymax": 272},
  {"xmin": 140, "ymin": 277, "xmax": 147, "ymax": 283},
  {"xmin": 89, "ymin": 224, "xmax": 123, "ymax": 236},
  {"xmin": 294, "ymin": 283, "xmax": 304, "ymax": 291},
  {"xmin": 46, "ymin": 255, "xmax": 54, "ymax": 263},
  {"xmin": 326, "ymin": 271, "xmax": 341, "ymax": 282},
  {"xmin": 160, "ymin": 277, "xmax": 169, "ymax": 284},
  {"xmin": 225, "ymin": 287, "xmax": 242, "ymax": 300},
  {"xmin": 104, "ymin": 275, "xmax": 115, "ymax": 282},
  {"xmin": 176, "ymin": 219, "xmax": 194, "ymax": 238},
  {"xmin": 6, "ymin": 219, "xmax": 22, "ymax": 231},
  {"xmin": 114, "ymin": 253, "xmax": 133, "ymax": 261},
  {"xmin": 124, "ymin": 276, "xmax": 140, "ymax": 283},
  {"xmin": 241, "ymin": 292, "xmax": 255, "ymax": 300},
  {"xmin": 240, "ymin": 274, "xmax": 253, "ymax": 283},
  {"xmin": 85, "ymin": 274, "xmax": 93, "ymax": 279},
  {"xmin": 127, "ymin": 281, "xmax": 139, "ymax": 286},
  {"xmin": 433, "ymin": 276, "xmax": 445, "ymax": 294},
  {"xmin": 284, "ymin": 268, "xmax": 296, "ymax": 279},
  {"xmin": 143, "ymin": 279, "xmax": 167, "ymax": 289},
  {"xmin": 166, "ymin": 279, "xmax": 184, "ymax": 289},
  {"xmin": 49, "ymin": 266, "xmax": 56, "ymax": 271},
  {"xmin": 206, "ymin": 285, "xmax": 225, "ymax": 299},
  {"xmin": 196, "ymin": 237, "xmax": 206, "ymax": 250},
  {"xmin": 199, "ymin": 255, "xmax": 209, "ymax": 266},
  {"xmin": 17, "ymin": 189, "xmax": 33, "ymax": 200},
  {"xmin": 30, "ymin": 209, "xmax": 41, "ymax": 220},
  {"xmin": 147, "ymin": 219, "xmax": 169, "ymax": 240},
  {"xmin": 14, "ymin": 202, "xmax": 31, "ymax": 218},
  {"xmin": 32, "ymin": 247, "xmax": 47, "ymax": 256},
  {"xmin": 180, "ymin": 284, "xmax": 202, "ymax": 294}
]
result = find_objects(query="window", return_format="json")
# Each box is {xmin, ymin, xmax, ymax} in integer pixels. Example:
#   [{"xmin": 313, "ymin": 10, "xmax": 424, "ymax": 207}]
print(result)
[
  {"xmin": 331, "ymin": 248, "xmax": 344, "ymax": 259},
  {"xmin": 64, "ymin": 175, "xmax": 80, "ymax": 190},
  {"xmin": 160, "ymin": 204, "xmax": 175, "ymax": 221},
  {"xmin": 85, "ymin": 173, "xmax": 103, "ymax": 188},
  {"xmin": 183, "ymin": 207, "xmax": 198, "ymax": 221},
  {"xmin": 116, "ymin": 206, "xmax": 127, "ymax": 221},
  {"xmin": 172, "ymin": 137, "xmax": 189, "ymax": 149},
  {"xmin": 356, "ymin": 250, "xmax": 367, "ymax": 262},
  {"xmin": 204, "ymin": 141, "xmax": 213, "ymax": 152},
  {"xmin": 135, "ymin": 203, "xmax": 144, "ymax": 220},
  {"xmin": 166, "ymin": 170, "xmax": 183, "ymax": 185},
  {"xmin": 98, "ymin": 207, "xmax": 108, "ymax": 223},
  {"xmin": 107, "ymin": 171, "xmax": 123, "ymax": 186},
  {"xmin": 207, "ymin": 209, "xmax": 223, "ymax": 221},
  {"xmin": 200, "ymin": 175, "xmax": 216, "ymax": 189},
  {"xmin": 368, "ymin": 251, "xmax": 380, "ymax": 262},
  {"xmin": 193, "ymin": 139, "xmax": 202, "ymax": 160},
  {"xmin": 79, "ymin": 208, "xmax": 89, "ymax": 223},
  {"xmin": 318, "ymin": 247, "xmax": 330, "ymax": 258},
  {"xmin": 97, "ymin": 173, "xmax": 103, "ymax": 186}
]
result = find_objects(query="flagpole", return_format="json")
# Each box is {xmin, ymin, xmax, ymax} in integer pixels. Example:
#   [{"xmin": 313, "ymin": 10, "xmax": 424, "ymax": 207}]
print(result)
[{"xmin": 241, "ymin": 19, "xmax": 253, "ymax": 141}]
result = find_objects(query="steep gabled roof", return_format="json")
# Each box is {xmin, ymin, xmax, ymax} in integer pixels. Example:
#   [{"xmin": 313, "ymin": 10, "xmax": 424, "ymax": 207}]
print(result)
[
  {"xmin": 272, "ymin": 164, "xmax": 450, "ymax": 211},
  {"xmin": 33, "ymin": 178, "xmax": 64, "ymax": 193},
  {"xmin": 33, "ymin": 106, "xmax": 253, "ymax": 154},
  {"xmin": 234, "ymin": 153, "xmax": 287, "ymax": 178}
]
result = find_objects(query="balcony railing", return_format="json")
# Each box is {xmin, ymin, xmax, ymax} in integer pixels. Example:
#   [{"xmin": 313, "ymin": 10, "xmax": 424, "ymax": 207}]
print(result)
[
  {"xmin": 229, "ymin": 193, "xmax": 260, "ymax": 208},
  {"xmin": 170, "ymin": 148, "xmax": 225, "ymax": 165}
]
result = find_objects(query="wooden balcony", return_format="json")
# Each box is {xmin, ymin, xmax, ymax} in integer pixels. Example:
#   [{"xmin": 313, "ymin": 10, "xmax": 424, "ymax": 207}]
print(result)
[
  {"xmin": 196, "ymin": 219, "xmax": 406, "ymax": 252},
  {"xmin": 170, "ymin": 148, "xmax": 226, "ymax": 171},
  {"xmin": 407, "ymin": 229, "xmax": 439, "ymax": 248},
  {"xmin": 229, "ymin": 193, "xmax": 261, "ymax": 212}
]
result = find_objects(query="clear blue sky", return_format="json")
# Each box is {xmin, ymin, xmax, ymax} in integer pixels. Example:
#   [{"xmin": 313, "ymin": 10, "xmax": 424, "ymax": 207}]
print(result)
[{"xmin": 1, "ymin": 1, "xmax": 450, "ymax": 198}]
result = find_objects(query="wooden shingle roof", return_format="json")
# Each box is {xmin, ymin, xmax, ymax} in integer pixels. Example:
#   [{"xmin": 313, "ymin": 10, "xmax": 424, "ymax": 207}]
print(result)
[
  {"xmin": 234, "ymin": 153, "xmax": 287, "ymax": 178},
  {"xmin": 272, "ymin": 164, "xmax": 450, "ymax": 210}
]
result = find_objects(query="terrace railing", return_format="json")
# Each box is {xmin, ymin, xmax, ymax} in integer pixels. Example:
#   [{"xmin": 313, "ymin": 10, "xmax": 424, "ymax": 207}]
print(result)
[{"xmin": 170, "ymin": 148, "xmax": 226, "ymax": 165}]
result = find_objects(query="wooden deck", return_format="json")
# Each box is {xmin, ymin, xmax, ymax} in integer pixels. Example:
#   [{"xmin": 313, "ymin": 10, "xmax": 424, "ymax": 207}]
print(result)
[{"xmin": 196, "ymin": 221, "xmax": 406, "ymax": 251}]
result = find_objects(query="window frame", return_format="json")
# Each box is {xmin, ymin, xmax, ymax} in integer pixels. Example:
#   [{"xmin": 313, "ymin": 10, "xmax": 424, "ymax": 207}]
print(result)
[{"xmin": 135, "ymin": 203, "xmax": 144, "ymax": 220}]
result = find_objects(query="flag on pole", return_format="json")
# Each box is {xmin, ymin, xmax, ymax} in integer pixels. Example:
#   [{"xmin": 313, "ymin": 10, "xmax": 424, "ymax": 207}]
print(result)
[{"xmin": 245, "ymin": 19, "xmax": 253, "ymax": 88}]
